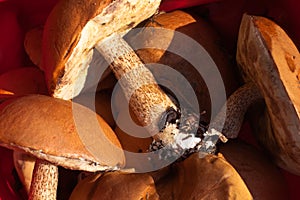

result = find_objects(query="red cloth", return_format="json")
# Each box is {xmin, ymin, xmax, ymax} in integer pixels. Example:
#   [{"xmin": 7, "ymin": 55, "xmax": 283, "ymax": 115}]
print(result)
[{"xmin": 0, "ymin": 0, "xmax": 299, "ymax": 199}]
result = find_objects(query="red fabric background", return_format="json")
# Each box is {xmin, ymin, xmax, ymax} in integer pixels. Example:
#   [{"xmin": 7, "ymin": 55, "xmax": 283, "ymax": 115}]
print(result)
[{"xmin": 0, "ymin": 0, "xmax": 299, "ymax": 199}]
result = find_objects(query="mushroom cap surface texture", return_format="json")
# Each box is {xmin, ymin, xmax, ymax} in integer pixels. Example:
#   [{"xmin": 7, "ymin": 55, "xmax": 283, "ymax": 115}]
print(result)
[
  {"xmin": 0, "ymin": 95, "xmax": 125, "ymax": 172},
  {"xmin": 69, "ymin": 172, "xmax": 159, "ymax": 200},
  {"xmin": 155, "ymin": 153, "xmax": 252, "ymax": 200},
  {"xmin": 219, "ymin": 140, "xmax": 288, "ymax": 200},
  {"xmin": 236, "ymin": 14, "xmax": 300, "ymax": 174},
  {"xmin": 0, "ymin": 67, "xmax": 47, "ymax": 96}
]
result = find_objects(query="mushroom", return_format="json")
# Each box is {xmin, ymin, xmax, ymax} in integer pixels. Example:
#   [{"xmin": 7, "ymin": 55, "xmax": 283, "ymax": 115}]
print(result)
[
  {"xmin": 236, "ymin": 14, "xmax": 300, "ymax": 175},
  {"xmin": 0, "ymin": 67, "xmax": 48, "ymax": 100},
  {"xmin": 42, "ymin": 0, "xmax": 214, "ymax": 157},
  {"xmin": 24, "ymin": 26, "xmax": 112, "ymax": 95},
  {"xmin": 24, "ymin": 27, "xmax": 43, "ymax": 67},
  {"xmin": 219, "ymin": 139, "xmax": 288, "ymax": 199},
  {"xmin": 155, "ymin": 153, "xmax": 253, "ymax": 200},
  {"xmin": 69, "ymin": 171, "xmax": 159, "ymax": 200},
  {"xmin": 0, "ymin": 95, "xmax": 124, "ymax": 199},
  {"xmin": 42, "ymin": 0, "xmax": 162, "ymax": 100}
]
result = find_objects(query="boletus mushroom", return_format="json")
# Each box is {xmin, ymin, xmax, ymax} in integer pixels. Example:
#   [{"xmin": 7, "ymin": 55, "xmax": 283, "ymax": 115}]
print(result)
[
  {"xmin": 42, "ymin": 0, "xmax": 162, "ymax": 100},
  {"xmin": 236, "ymin": 14, "xmax": 300, "ymax": 175},
  {"xmin": 42, "ymin": 0, "xmax": 216, "ymax": 158},
  {"xmin": 0, "ymin": 95, "xmax": 124, "ymax": 199}
]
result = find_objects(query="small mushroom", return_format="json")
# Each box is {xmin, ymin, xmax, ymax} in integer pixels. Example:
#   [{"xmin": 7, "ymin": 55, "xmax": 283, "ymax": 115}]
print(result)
[
  {"xmin": 0, "ymin": 95, "xmax": 124, "ymax": 199},
  {"xmin": 236, "ymin": 14, "xmax": 300, "ymax": 174}
]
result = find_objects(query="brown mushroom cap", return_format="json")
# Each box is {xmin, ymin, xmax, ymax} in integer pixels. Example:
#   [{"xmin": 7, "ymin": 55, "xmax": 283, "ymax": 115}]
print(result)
[
  {"xmin": 42, "ymin": 0, "xmax": 162, "ymax": 99},
  {"xmin": 219, "ymin": 140, "xmax": 288, "ymax": 200},
  {"xmin": 0, "ymin": 67, "xmax": 47, "ymax": 96},
  {"xmin": 236, "ymin": 14, "xmax": 300, "ymax": 174},
  {"xmin": 24, "ymin": 27, "xmax": 43, "ymax": 67},
  {"xmin": 155, "ymin": 153, "xmax": 252, "ymax": 200},
  {"xmin": 69, "ymin": 172, "xmax": 159, "ymax": 200},
  {"xmin": 0, "ymin": 95, "xmax": 125, "ymax": 172},
  {"xmin": 73, "ymin": 89, "xmax": 115, "ymax": 128}
]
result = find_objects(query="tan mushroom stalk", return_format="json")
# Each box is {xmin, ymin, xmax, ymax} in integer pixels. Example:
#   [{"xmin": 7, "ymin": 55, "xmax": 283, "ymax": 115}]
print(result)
[
  {"xmin": 0, "ymin": 95, "xmax": 125, "ymax": 200},
  {"xmin": 235, "ymin": 14, "xmax": 300, "ymax": 175},
  {"xmin": 208, "ymin": 83, "xmax": 261, "ymax": 139},
  {"xmin": 95, "ymin": 34, "xmax": 179, "ymax": 143}
]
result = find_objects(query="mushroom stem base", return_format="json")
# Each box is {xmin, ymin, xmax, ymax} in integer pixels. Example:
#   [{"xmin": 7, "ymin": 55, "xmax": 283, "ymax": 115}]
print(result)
[{"xmin": 28, "ymin": 159, "xmax": 58, "ymax": 200}]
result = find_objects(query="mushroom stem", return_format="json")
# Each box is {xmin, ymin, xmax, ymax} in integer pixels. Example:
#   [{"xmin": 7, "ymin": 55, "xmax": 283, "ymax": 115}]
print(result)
[
  {"xmin": 209, "ymin": 82, "xmax": 262, "ymax": 139},
  {"xmin": 196, "ymin": 83, "xmax": 263, "ymax": 153},
  {"xmin": 95, "ymin": 33, "xmax": 178, "ymax": 143},
  {"xmin": 28, "ymin": 159, "xmax": 58, "ymax": 200}
]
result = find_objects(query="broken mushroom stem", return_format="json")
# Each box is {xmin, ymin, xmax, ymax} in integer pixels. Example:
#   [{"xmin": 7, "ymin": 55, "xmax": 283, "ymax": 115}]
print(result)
[{"xmin": 29, "ymin": 159, "xmax": 58, "ymax": 200}]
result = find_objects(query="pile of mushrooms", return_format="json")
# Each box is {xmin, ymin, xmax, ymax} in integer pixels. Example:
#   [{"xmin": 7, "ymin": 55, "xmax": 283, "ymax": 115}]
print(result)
[{"xmin": 0, "ymin": 0, "xmax": 299, "ymax": 199}]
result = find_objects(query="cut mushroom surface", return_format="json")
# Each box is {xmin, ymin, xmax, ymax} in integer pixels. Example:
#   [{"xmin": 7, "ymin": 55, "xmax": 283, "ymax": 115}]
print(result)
[
  {"xmin": 42, "ymin": 0, "xmax": 162, "ymax": 99},
  {"xmin": 236, "ymin": 14, "xmax": 300, "ymax": 174}
]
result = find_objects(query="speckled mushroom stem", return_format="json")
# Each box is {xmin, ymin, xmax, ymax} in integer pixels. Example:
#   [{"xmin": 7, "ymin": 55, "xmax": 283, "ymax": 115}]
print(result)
[
  {"xmin": 209, "ymin": 82, "xmax": 262, "ymax": 139},
  {"xmin": 191, "ymin": 83, "xmax": 262, "ymax": 154},
  {"xmin": 96, "ymin": 33, "xmax": 178, "ymax": 143},
  {"xmin": 28, "ymin": 159, "xmax": 58, "ymax": 200}
]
